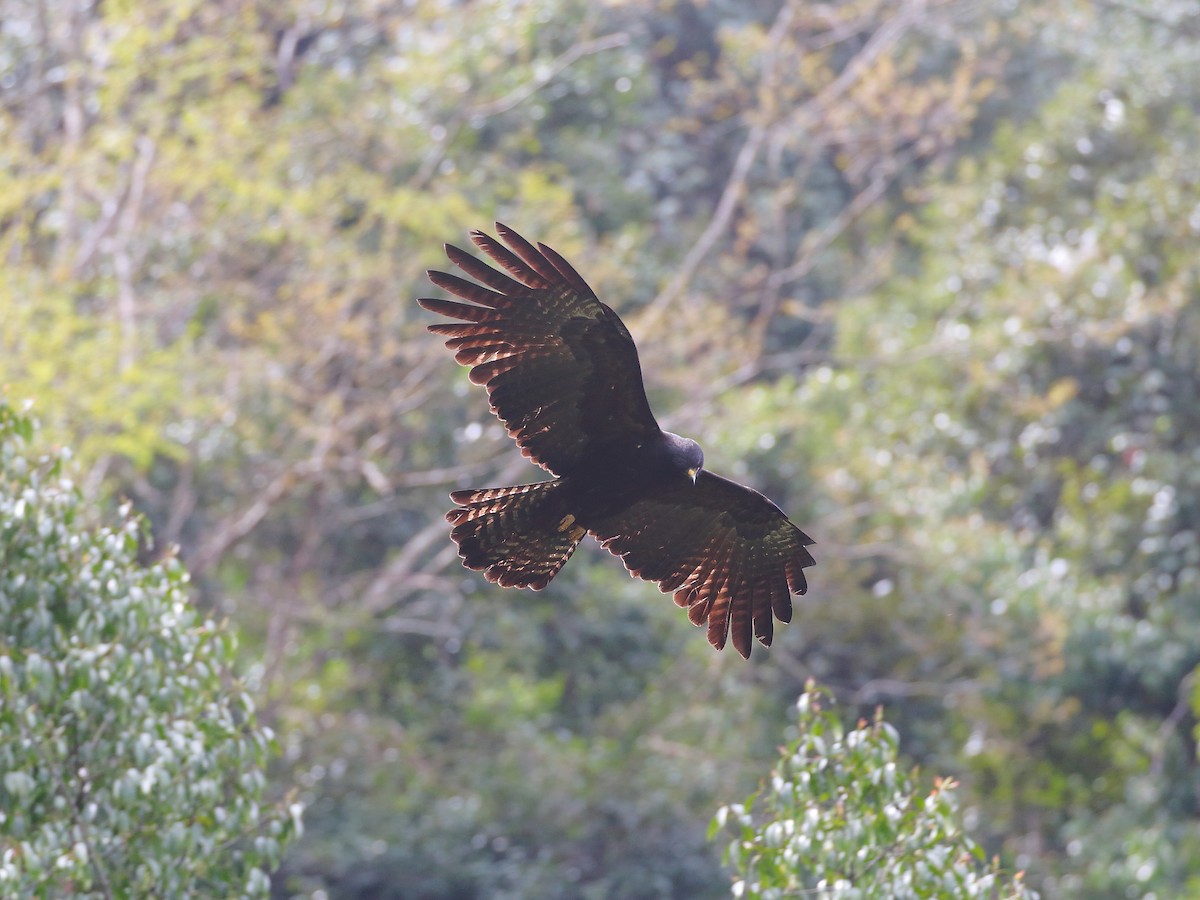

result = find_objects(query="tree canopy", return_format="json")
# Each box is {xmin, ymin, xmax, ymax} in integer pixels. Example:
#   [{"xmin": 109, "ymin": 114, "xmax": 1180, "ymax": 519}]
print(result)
[{"xmin": 0, "ymin": 403, "xmax": 298, "ymax": 896}]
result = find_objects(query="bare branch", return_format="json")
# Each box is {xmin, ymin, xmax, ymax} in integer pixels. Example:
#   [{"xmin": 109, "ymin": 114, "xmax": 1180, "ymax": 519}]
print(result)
[
  {"xmin": 638, "ymin": 0, "xmax": 800, "ymax": 330},
  {"xmin": 639, "ymin": 122, "xmax": 769, "ymax": 332},
  {"xmin": 412, "ymin": 31, "xmax": 631, "ymax": 187},
  {"xmin": 1150, "ymin": 670, "xmax": 1195, "ymax": 780},
  {"xmin": 469, "ymin": 32, "xmax": 631, "ymax": 118},
  {"xmin": 111, "ymin": 135, "xmax": 156, "ymax": 371},
  {"xmin": 745, "ymin": 142, "xmax": 921, "ymax": 362},
  {"xmin": 640, "ymin": 0, "xmax": 929, "ymax": 330},
  {"xmin": 190, "ymin": 466, "xmax": 299, "ymax": 574}
]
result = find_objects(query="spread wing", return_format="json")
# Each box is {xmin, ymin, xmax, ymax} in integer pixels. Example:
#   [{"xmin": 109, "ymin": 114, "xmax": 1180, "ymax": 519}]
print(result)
[
  {"xmin": 418, "ymin": 223, "xmax": 661, "ymax": 477},
  {"xmin": 588, "ymin": 471, "xmax": 815, "ymax": 659}
]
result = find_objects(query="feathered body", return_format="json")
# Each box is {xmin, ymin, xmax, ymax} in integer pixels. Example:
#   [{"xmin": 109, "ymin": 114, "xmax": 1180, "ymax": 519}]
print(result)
[{"xmin": 419, "ymin": 224, "xmax": 815, "ymax": 658}]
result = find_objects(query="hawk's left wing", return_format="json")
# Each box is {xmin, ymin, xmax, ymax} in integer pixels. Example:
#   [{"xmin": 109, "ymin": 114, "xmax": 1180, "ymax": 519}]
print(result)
[{"xmin": 418, "ymin": 224, "xmax": 662, "ymax": 477}]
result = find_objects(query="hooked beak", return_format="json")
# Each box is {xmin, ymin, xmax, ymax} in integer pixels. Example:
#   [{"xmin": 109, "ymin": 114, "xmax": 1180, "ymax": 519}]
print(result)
[{"xmin": 687, "ymin": 467, "xmax": 700, "ymax": 484}]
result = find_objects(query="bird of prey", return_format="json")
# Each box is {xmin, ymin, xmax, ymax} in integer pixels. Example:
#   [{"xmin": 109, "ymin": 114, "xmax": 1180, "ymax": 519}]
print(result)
[{"xmin": 418, "ymin": 224, "xmax": 815, "ymax": 658}]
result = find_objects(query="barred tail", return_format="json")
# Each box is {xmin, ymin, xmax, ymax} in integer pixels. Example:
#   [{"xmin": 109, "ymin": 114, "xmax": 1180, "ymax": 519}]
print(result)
[{"xmin": 446, "ymin": 480, "xmax": 584, "ymax": 589}]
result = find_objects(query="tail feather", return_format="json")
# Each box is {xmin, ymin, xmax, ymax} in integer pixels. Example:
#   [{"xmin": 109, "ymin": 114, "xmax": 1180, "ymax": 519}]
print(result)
[{"xmin": 446, "ymin": 481, "xmax": 583, "ymax": 589}]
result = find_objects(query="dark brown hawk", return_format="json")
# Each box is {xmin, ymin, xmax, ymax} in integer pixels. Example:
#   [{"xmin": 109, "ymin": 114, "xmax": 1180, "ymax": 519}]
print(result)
[{"xmin": 418, "ymin": 224, "xmax": 815, "ymax": 658}]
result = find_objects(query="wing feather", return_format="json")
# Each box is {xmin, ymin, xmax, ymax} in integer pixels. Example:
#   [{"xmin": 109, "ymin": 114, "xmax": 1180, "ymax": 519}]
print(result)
[
  {"xmin": 705, "ymin": 530, "xmax": 738, "ymax": 652},
  {"xmin": 495, "ymin": 222, "xmax": 570, "ymax": 285},
  {"xmin": 445, "ymin": 243, "xmax": 527, "ymax": 294},
  {"xmin": 469, "ymin": 230, "xmax": 551, "ymax": 289},
  {"xmin": 728, "ymin": 541, "xmax": 755, "ymax": 658},
  {"xmin": 426, "ymin": 270, "xmax": 509, "ymax": 308},
  {"xmin": 419, "ymin": 298, "xmax": 505, "ymax": 325},
  {"xmin": 589, "ymin": 471, "xmax": 815, "ymax": 658},
  {"xmin": 751, "ymin": 579, "xmax": 774, "ymax": 650},
  {"xmin": 420, "ymin": 225, "xmax": 661, "ymax": 475},
  {"xmin": 536, "ymin": 241, "xmax": 594, "ymax": 295}
]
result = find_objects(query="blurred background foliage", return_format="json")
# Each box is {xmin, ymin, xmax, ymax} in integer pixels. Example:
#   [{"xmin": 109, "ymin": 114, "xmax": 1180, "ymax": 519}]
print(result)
[{"xmin": 2, "ymin": 0, "xmax": 1199, "ymax": 896}]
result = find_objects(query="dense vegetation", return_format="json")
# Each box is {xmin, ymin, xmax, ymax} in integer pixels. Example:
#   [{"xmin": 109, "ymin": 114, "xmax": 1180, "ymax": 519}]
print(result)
[
  {"xmin": 717, "ymin": 686, "xmax": 1031, "ymax": 897},
  {"xmin": 0, "ymin": 404, "xmax": 297, "ymax": 896},
  {"xmin": 2, "ymin": 0, "xmax": 1198, "ymax": 896}
]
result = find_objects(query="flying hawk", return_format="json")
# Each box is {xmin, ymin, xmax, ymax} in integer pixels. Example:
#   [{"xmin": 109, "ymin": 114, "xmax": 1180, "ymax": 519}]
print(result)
[{"xmin": 419, "ymin": 224, "xmax": 815, "ymax": 658}]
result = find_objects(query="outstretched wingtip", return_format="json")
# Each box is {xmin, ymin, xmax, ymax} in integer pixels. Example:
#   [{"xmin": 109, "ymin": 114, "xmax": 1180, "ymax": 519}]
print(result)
[
  {"xmin": 444, "ymin": 242, "xmax": 475, "ymax": 268},
  {"xmin": 469, "ymin": 227, "xmax": 497, "ymax": 253},
  {"xmin": 495, "ymin": 222, "xmax": 533, "ymax": 250}
]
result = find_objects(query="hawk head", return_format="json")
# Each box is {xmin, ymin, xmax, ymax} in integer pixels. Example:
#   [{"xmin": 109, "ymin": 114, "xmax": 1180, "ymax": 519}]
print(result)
[{"xmin": 663, "ymin": 431, "xmax": 704, "ymax": 484}]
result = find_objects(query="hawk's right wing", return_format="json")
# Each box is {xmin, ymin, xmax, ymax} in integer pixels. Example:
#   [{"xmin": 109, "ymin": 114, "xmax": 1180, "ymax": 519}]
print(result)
[{"xmin": 588, "ymin": 471, "xmax": 816, "ymax": 659}]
